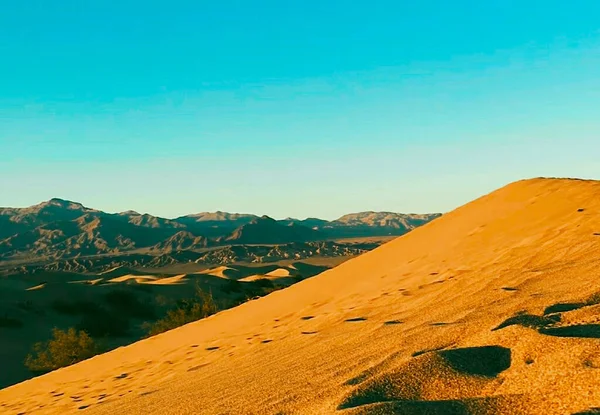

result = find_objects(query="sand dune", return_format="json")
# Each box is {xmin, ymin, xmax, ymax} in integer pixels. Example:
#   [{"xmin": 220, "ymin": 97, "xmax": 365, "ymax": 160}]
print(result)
[
  {"xmin": 266, "ymin": 268, "xmax": 292, "ymax": 277},
  {"xmin": 68, "ymin": 278, "xmax": 104, "ymax": 286},
  {"xmin": 107, "ymin": 274, "xmax": 159, "ymax": 283},
  {"xmin": 3, "ymin": 178, "xmax": 600, "ymax": 414},
  {"xmin": 196, "ymin": 266, "xmax": 240, "ymax": 279},
  {"xmin": 143, "ymin": 274, "xmax": 188, "ymax": 285},
  {"xmin": 25, "ymin": 283, "xmax": 46, "ymax": 291}
]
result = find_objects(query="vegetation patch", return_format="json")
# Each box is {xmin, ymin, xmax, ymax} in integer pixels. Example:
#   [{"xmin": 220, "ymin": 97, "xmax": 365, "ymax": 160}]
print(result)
[
  {"xmin": 144, "ymin": 285, "xmax": 219, "ymax": 336},
  {"xmin": 25, "ymin": 328, "xmax": 100, "ymax": 373}
]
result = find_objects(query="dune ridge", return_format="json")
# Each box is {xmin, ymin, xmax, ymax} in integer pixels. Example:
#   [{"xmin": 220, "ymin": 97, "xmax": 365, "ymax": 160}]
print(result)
[{"xmin": 2, "ymin": 178, "xmax": 600, "ymax": 414}]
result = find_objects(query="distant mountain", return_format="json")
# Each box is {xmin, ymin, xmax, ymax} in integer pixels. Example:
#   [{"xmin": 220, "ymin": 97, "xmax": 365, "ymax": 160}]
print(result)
[
  {"xmin": 278, "ymin": 217, "xmax": 330, "ymax": 230},
  {"xmin": 280, "ymin": 212, "xmax": 442, "ymax": 238},
  {"xmin": 115, "ymin": 211, "xmax": 186, "ymax": 229},
  {"xmin": 150, "ymin": 231, "xmax": 210, "ymax": 253},
  {"xmin": 0, "ymin": 199, "xmax": 440, "ymax": 262},
  {"xmin": 0, "ymin": 198, "xmax": 97, "ymax": 238},
  {"xmin": 222, "ymin": 216, "xmax": 322, "ymax": 245},
  {"xmin": 328, "ymin": 211, "xmax": 442, "ymax": 237},
  {"xmin": 174, "ymin": 211, "xmax": 258, "ymax": 237}
]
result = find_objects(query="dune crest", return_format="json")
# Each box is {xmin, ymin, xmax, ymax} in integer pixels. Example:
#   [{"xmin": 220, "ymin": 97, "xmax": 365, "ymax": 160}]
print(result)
[{"xmin": 2, "ymin": 178, "xmax": 600, "ymax": 414}]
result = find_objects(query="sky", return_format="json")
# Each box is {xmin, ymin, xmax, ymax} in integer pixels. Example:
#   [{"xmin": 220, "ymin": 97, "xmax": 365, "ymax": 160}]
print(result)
[{"xmin": 1, "ymin": 1, "xmax": 599, "ymax": 220}]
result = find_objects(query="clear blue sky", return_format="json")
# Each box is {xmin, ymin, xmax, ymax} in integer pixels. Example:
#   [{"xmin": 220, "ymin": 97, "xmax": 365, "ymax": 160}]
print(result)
[{"xmin": 1, "ymin": 1, "xmax": 599, "ymax": 219}]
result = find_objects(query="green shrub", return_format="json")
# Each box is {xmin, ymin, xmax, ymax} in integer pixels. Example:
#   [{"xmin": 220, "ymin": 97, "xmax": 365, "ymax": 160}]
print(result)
[
  {"xmin": 146, "ymin": 286, "xmax": 218, "ymax": 337},
  {"xmin": 25, "ymin": 328, "xmax": 100, "ymax": 373}
]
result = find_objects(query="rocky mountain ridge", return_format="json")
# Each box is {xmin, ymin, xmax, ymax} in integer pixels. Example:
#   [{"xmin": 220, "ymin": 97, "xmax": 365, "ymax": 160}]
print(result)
[{"xmin": 0, "ymin": 199, "xmax": 440, "ymax": 262}]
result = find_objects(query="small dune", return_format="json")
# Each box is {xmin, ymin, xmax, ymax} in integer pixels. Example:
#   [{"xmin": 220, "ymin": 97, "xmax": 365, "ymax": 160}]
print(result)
[
  {"xmin": 25, "ymin": 283, "xmax": 46, "ymax": 291},
  {"xmin": 265, "ymin": 268, "xmax": 292, "ymax": 277},
  {"xmin": 143, "ymin": 274, "xmax": 188, "ymax": 285},
  {"xmin": 196, "ymin": 266, "xmax": 240, "ymax": 279},
  {"xmin": 108, "ymin": 274, "xmax": 158, "ymax": 283}
]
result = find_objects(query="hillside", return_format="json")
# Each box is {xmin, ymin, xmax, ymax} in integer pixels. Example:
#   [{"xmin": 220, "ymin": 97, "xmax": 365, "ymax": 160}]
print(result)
[{"xmin": 3, "ymin": 178, "xmax": 600, "ymax": 414}]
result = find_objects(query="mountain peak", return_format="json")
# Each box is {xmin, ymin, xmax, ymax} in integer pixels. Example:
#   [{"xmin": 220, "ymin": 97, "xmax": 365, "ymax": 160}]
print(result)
[
  {"xmin": 119, "ymin": 210, "xmax": 140, "ymax": 216},
  {"xmin": 39, "ymin": 198, "xmax": 90, "ymax": 211}
]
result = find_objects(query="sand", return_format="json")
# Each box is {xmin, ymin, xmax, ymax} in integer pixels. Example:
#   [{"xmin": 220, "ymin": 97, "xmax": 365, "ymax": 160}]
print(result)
[
  {"xmin": 266, "ymin": 268, "xmax": 292, "ymax": 277},
  {"xmin": 2, "ymin": 178, "xmax": 600, "ymax": 414},
  {"xmin": 107, "ymin": 275, "xmax": 159, "ymax": 284},
  {"xmin": 196, "ymin": 266, "xmax": 240, "ymax": 279}
]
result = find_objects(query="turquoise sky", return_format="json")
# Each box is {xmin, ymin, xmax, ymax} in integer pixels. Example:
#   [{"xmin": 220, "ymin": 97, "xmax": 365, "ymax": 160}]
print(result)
[{"xmin": 1, "ymin": 1, "xmax": 599, "ymax": 219}]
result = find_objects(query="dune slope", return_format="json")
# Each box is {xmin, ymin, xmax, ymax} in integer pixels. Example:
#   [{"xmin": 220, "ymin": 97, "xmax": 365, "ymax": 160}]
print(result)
[{"xmin": 2, "ymin": 178, "xmax": 600, "ymax": 415}]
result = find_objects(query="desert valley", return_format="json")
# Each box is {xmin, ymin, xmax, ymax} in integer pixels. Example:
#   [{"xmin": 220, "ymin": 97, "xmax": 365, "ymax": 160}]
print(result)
[
  {"xmin": 0, "ymin": 198, "xmax": 439, "ymax": 389},
  {"xmin": 1, "ymin": 177, "xmax": 600, "ymax": 414}
]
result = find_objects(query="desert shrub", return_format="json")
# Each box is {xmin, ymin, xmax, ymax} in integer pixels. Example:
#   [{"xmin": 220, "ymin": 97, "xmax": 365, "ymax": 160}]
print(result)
[
  {"xmin": 243, "ymin": 279, "xmax": 281, "ymax": 298},
  {"xmin": 25, "ymin": 327, "xmax": 100, "ymax": 373},
  {"xmin": 103, "ymin": 289, "xmax": 155, "ymax": 319},
  {"xmin": 146, "ymin": 286, "xmax": 218, "ymax": 337},
  {"xmin": 0, "ymin": 314, "xmax": 23, "ymax": 329}
]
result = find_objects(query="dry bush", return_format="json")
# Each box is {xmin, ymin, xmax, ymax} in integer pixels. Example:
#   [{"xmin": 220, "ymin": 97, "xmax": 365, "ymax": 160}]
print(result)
[{"xmin": 25, "ymin": 328, "xmax": 100, "ymax": 373}]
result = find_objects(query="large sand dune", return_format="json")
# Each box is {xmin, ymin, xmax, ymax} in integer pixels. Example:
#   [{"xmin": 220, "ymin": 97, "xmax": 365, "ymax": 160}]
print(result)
[{"xmin": 2, "ymin": 178, "xmax": 600, "ymax": 414}]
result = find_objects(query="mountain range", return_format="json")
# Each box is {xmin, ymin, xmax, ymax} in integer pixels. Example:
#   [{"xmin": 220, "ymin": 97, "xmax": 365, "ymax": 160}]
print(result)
[{"xmin": 0, "ymin": 198, "xmax": 440, "ymax": 263}]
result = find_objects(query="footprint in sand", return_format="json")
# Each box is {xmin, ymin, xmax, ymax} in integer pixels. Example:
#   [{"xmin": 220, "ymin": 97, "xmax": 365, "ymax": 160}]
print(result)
[
  {"xmin": 188, "ymin": 363, "xmax": 210, "ymax": 372},
  {"xmin": 340, "ymin": 345, "xmax": 513, "ymax": 413}
]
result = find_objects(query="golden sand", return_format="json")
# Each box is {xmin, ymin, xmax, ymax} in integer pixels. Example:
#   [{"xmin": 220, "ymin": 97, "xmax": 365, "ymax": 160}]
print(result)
[{"xmin": 2, "ymin": 178, "xmax": 600, "ymax": 414}]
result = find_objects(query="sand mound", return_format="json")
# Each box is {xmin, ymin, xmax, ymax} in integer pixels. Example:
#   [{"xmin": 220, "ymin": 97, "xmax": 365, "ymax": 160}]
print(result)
[
  {"xmin": 68, "ymin": 278, "xmax": 105, "ymax": 286},
  {"xmin": 25, "ymin": 283, "xmax": 46, "ymax": 291},
  {"xmin": 99, "ymin": 266, "xmax": 140, "ymax": 278},
  {"xmin": 107, "ymin": 274, "xmax": 158, "ymax": 283},
  {"xmin": 197, "ymin": 266, "xmax": 240, "ymax": 279},
  {"xmin": 238, "ymin": 274, "xmax": 271, "ymax": 282},
  {"xmin": 3, "ymin": 178, "xmax": 600, "ymax": 415},
  {"xmin": 144, "ymin": 274, "xmax": 188, "ymax": 285},
  {"xmin": 266, "ymin": 268, "xmax": 292, "ymax": 277}
]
